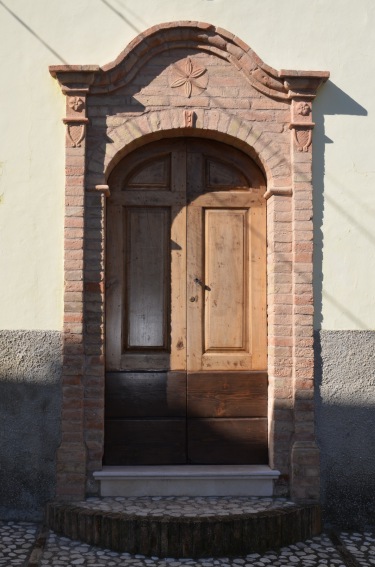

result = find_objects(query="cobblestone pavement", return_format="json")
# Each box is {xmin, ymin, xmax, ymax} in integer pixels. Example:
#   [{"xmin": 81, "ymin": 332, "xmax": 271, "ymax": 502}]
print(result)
[
  {"xmin": 77, "ymin": 496, "xmax": 299, "ymax": 516},
  {"xmin": 0, "ymin": 521, "xmax": 37, "ymax": 566},
  {"xmin": 2, "ymin": 520, "xmax": 375, "ymax": 566}
]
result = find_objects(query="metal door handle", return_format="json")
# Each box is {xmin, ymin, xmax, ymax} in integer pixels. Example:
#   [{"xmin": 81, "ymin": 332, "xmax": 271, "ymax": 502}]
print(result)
[{"xmin": 194, "ymin": 277, "xmax": 211, "ymax": 291}]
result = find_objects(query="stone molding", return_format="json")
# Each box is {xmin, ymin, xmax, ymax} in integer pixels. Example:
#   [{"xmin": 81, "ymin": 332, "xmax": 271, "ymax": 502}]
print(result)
[{"xmin": 49, "ymin": 21, "xmax": 328, "ymax": 502}]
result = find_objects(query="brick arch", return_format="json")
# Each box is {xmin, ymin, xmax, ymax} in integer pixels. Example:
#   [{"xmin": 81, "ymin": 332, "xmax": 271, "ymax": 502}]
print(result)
[
  {"xmin": 91, "ymin": 21, "xmax": 290, "ymax": 101},
  {"xmin": 49, "ymin": 21, "xmax": 329, "ymax": 502},
  {"xmin": 102, "ymin": 110, "xmax": 291, "ymax": 196}
]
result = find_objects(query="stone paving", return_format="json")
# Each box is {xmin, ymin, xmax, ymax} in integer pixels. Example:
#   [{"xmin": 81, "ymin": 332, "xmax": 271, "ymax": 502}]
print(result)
[
  {"xmin": 0, "ymin": 521, "xmax": 37, "ymax": 566},
  {"xmin": 76, "ymin": 496, "xmax": 298, "ymax": 517},
  {"xmin": 2, "ymin": 517, "xmax": 375, "ymax": 567}
]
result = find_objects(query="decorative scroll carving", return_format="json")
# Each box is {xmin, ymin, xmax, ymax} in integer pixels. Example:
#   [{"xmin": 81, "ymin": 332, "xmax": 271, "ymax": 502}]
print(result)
[
  {"xmin": 251, "ymin": 67, "xmax": 285, "ymax": 93},
  {"xmin": 171, "ymin": 57, "xmax": 207, "ymax": 98}
]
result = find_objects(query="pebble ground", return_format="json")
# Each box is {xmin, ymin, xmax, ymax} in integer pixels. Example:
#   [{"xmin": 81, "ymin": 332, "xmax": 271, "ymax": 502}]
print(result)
[
  {"xmin": 3, "ymin": 522, "xmax": 375, "ymax": 567},
  {"xmin": 2, "ymin": 497, "xmax": 375, "ymax": 567},
  {"xmin": 0, "ymin": 521, "xmax": 37, "ymax": 566},
  {"xmin": 76, "ymin": 496, "xmax": 299, "ymax": 517}
]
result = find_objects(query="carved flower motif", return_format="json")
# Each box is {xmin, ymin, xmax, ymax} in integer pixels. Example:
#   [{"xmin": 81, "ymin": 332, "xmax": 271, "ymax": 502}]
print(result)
[
  {"xmin": 69, "ymin": 96, "xmax": 84, "ymax": 112},
  {"xmin": 296, "ymin": 102, "xmax": 311, "ymax": 116},
  {"xmin": 171, "ymin": 57, "xmax": 207, "ymax": 98}
]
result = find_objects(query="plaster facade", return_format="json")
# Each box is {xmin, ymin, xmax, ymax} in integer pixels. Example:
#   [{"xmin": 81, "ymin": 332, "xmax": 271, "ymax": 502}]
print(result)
[{"xmin": 0, "ymin": 0, "xmax": 374, "ymax": 526}]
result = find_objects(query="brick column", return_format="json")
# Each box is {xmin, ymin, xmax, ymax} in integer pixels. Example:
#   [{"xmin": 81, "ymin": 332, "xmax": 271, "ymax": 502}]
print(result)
[
  {"xmin": 267, "ymin": 193, "xmax": 294, "ymax": 495},
  {"xmin": 83, "ymin": 188, "xmax": 108, "ymax": 494},
  {"xmin": 284, "ymin": 79, "xmax": 322, "ymax": 501},
  {"xmin": 49, "ymin": 66, "xmax": 99, "ymax": 499}
]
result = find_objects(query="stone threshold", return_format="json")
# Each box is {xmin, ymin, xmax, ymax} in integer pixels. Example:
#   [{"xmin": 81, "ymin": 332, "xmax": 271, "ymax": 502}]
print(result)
[{"xmin": 93, "ymin": 465, "xmax": 280, "ymax": 497}]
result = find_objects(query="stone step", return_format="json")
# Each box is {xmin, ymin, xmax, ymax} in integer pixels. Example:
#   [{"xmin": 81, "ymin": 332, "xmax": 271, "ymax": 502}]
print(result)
[
  {"xmin": 93, "ymin": 465, "xmax": 280, "ymax": 497},
  {"xmin": 46, "ymin": 497, "xmax": 321, "ymax": 558}
]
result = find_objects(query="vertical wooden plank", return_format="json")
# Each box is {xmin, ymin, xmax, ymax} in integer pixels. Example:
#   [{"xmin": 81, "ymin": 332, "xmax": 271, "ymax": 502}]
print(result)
[
  {"xmin": 250, "ymin": 204, "xmax": 267, "ymax": 369},
  {"xmin": 170, "ymin": 148, "xmax": 187, "ymax": 370},
  {"xmin": 186, "ymin": 204, "xmax": 203, "ymax": 372},
  {"xmin": 106, "ymin": 203, "xmax": 123, "ymax": 370}
]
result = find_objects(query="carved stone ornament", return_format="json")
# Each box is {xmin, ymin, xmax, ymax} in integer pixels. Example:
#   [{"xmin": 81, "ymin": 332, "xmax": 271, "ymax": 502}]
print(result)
[
  {"xmin": 69, "ymin": 96, "xmax": 85, "ymax": 112},
  {"xmin": 66, "ymin": 123, "xmax": 86, "ymax": 147},
  {"xmin": 296, "ymin": 101, "xmax": 311, "ymax": 116},
  {"xmin": 293, "ymin": 126, "xmax": 313, "ymax": 152},
  {"xmin": 171, "ymin": 57, "xmax": 207, "ymax": 98},
  {"xmin": 184, "ymin": 110, "xmax": 195, "ymax": 127}
]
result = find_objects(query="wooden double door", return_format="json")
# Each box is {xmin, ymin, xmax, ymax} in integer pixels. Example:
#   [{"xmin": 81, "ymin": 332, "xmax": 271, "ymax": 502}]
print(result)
[{"xmin": 105, "ymin": 138, "xmax": 268, "ymax": 465}]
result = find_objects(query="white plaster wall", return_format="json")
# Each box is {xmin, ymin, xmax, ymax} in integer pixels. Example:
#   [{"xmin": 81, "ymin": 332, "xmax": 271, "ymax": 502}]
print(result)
[{"xmin": 0, "ymin": 0, "xmax": 374, "ymax": 330}]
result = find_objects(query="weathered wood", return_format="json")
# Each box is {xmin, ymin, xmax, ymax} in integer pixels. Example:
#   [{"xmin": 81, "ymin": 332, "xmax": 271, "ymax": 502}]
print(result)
[
  {"xmin": 187, "ymin": 372, "xmax": 267, "ymax": 418},
  {"xmin": 106, "ymin": 202, "xmax": 123, "ymax": 370},
  {"xmin": 125, "ymin": 207, "xmax": 170, "ymax": 350},
  {"xmin": 104, "ymin": 419, "xmax": 186, "ymax": 465},
  {"xmin": 187, "ymin": 418, "xmax": 268, "ymax": 464},
  {"xmin": 170, "ymin": 148, "xmax": 187, "ymax": 370},
  {"xmin": 205, "ymin": 157, "xmax": 249, "ymax": 189},
  {"xmin": 125, "ymin": 154, "xmax": 171, "ymax": 189},
  {"xmin": 186, "ymin": 187, "xmax": 266, "ymax": 373},
  {"xmin": 204, "ymin": 208, "xmax": 248, "ymax": 351},
  {"xmin": 105, "ymin": 372, "xmax": 186, "ymax": 417},
  {"xmin": 106, "ymin": 138, "xmax": 268, "ymax": 464}
]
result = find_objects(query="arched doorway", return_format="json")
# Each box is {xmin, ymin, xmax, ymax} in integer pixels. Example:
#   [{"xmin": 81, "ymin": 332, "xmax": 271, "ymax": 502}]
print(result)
[{"xmin": 104, "ymin": 138, "xmax": 268, "ymax": 466}]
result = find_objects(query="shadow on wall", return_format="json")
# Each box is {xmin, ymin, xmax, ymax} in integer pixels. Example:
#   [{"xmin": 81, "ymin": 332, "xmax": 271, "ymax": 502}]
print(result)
[
  {"xmin": 312, "ymin": 81, "xmax": 368, "ymax": 330},
  {"xmin": 313, "ymin": 87, "xmax": 374, "ymax": 527},
  {"xmin": 0, "ymin": 331, "xmax": 62, "ymax": 521},
  {"xmin": 0, "ymin": 1, "xmax": 68, "ymax": 63},
  {"xmin": 314, "ymin": 330, "xmax": 375, "ymax": 528}
]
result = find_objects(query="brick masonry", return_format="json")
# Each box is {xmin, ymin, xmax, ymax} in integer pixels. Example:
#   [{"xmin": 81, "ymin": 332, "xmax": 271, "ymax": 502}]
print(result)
[{"xmin": 49, "ymin": 22, "xmax": 329, "ymax": 501}]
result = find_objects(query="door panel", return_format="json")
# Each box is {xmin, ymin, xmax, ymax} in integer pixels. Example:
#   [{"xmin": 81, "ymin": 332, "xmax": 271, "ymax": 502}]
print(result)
[
  {"xmin": 187, "ymin": 372, "xmax": 268, "ymax": 418},
  {"xmin": 205, "ymin": 208, "xmax": 248, "ymax": 351},
  {"xmin": 105, "ymin": 419, "xmax": 186, "ymax": 465},
  {"xmin": 106, "ymin": 372, "xmax": 186, "ymax": 418},
  {"xmin": 188, "ymin": 418, "xmax": 268, "ymax": 464},
  {"xmin": 125, "ymin": 154, "xmax": 171, "ymax": 189},
  {"xmin": 125, "ymin": 207, "xmax": 170, "ymax": 350},
  {"xmin": 105, "ymin": 138, "xmax": 267, "ymax": 466}
]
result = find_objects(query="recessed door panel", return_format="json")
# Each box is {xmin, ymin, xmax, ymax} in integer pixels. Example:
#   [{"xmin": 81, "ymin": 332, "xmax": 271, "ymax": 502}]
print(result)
[
  {"xmin": 204, "ymin": 208, "xmax": 248, "ymax": 352},
  {"xmin": 187, "ymin": 418, "xmax": 268, "ymax": 464},
  {"xmin": 125, "ymin": 207, "xmax": 170, "ymax": 350},
  {"xmin": 187, "ymin": 372, "xmax": 268, "ymax": 418}
]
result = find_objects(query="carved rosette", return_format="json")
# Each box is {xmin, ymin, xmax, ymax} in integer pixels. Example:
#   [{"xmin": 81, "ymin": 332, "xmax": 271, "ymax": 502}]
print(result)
[{"xmin": 171, "ymin": 57, "xmax": 208, "ymax": 97}]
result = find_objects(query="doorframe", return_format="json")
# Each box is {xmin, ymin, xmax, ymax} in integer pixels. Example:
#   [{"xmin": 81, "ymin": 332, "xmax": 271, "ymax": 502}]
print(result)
[{"xmin": 49, "ymin": 21, "xmax": 329, "ymax": 502}]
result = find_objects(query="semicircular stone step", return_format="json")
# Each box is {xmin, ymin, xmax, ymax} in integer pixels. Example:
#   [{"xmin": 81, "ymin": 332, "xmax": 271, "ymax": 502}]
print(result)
[{"xmin": 46, "ymin": 497, "xmax": 321, "ymax": 558}]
